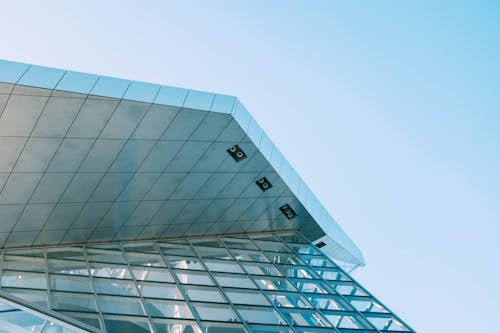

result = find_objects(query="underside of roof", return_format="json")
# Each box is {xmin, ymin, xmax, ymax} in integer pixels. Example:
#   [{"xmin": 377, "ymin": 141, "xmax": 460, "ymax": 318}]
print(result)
[{"xmin": 0, "ymin": 60, "xmax": 364, "ymax": 266}]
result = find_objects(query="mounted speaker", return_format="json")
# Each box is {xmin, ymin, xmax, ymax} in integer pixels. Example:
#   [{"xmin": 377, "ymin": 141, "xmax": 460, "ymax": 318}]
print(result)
[
  {"xmin": 255, "ymin": 177, "xmax": 272, "ymax": 192},
  {"xmin": 279, "ymin": 204, "xmax": 296, "ymax": 220},
  {"xmin": 227, "ymin": 144, "xmax": 247, "ymax": 162}
]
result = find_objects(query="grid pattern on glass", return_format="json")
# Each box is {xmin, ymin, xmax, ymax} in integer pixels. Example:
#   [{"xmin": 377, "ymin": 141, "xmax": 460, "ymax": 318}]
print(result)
[
  {"xmin": 0, "ymin": 294, "xmax": 85, "ymax": 333},
  {"xmin": 0, "ymin": 231, "xmax": 414, "ymax": 333}
]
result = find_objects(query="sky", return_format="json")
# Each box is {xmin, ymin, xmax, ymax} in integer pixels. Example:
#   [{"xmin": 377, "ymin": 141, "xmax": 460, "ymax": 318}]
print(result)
[{"xmin": 1, "ymin": 1, "xmax": 499, "ymax": 332}]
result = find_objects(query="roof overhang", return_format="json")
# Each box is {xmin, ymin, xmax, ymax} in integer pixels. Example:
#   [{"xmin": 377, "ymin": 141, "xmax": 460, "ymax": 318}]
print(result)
[{"xmin": 0, "ymin": 60, "xmax": 364, "ymax": 266}]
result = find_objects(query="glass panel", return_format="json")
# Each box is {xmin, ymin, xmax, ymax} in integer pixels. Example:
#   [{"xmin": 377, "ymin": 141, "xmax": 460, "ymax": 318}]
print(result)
[
  {"xmin": 250, "ymin": 234, "xmax": 280, "ymax": 242},
  {"xmin": 2, "ymin": 271, "xmax": 47, "ymax": 289},
  {"xmin": 144, "ymin": 299, "xmax": 193, "ymax": 319},
  {"xmin": 90, "ymin": 262, "xmax": 132, "ymax": 279},
  {"xmin": 159, "ymin": 244, "xmax": 196, "ymax": 257},
  {"xmin": 290, "ymin": 279, "xmax": 331, "ymax": 294},
  {"xmin": 194, "ymin": 246, "xmax": 231, "ymax": 260},
  {"xmin": 330, "ymin": 282, "xmax": 368, "ymax": 296},
  {"xmin": 138, "ymin": 282, "xmax": 183, "ymax": 300},
  {"xmin": 93, "ymin": 277, "xmax": 138, "ymax": 296},
  {"xmin": 267, "ymin": 291, "xmax": 311, "ymax": 308},
  {"xmin": 204, "ymin": 258, "xmax": 243, "ymax": 273},
  {"xmin": 191, "ymin": 302, "xmax": 238, "ymax": 322},
  {"xmin": 103, "ymin": 315, "xmax": 150, "ymax": 333},
  {"xmin": 221, "ymin": 238, "xmax": 258, "ymax": 250},
  {"xmin": 237, "ymin": 306, "xmax": 284, "ymax": 325},
  {"xmin": 4, "ymin": 248, "xmax": 44, "ymax": 258},
  {"xmin": 280, "ymin": 308, "xmax": 331, "ymax": 327},
  {"xmin": 349, "ymin": 299, "xmax": 388, "ymax": 313},
  {"xmin": 153, "ymin": 319, "xmax": 201, "ymax": 333},
  {"xmin": 255, "ymin": 240, "xmax": 291, "ymax": 253},
  {"xmin": 306, "ymin": 295, "xmax": 350, "ymax": 311},
  {"xmin": 126, "ymin": 252, "xmax": 164, "ymax": 267},
  {"xmin": 248, "ymin": 324, "xmax": 293, "ymax": 333},
  {"xmin": 302, "ymin": 256, "xmax": 335, "ymax": 268},
  {"xmin": 3, "ymin": 255, "xmax": 45, "ymax": 272},
  {"xmin": 51, "ymin": 291, "xmax": 97, "ymax": 312},
  {"xmin": 50, "ymin": 274, "xmax": 92, "ymax": 293},
  {"xmin": 184, "ymin": 285, "xmax": 225, "ymax": 303},
  {"xmin": 122, "ymin": 242, "xmax": 157, "ymax": 253},
  {"xmin": 60, "ymin": 311, "xmax": 101, "ymax": 329},
  {"xmin": 132, "ymin": 266, "xmax": 173, "ymax": 283},
  {"xmin": 254, "ymin": 277, "xmax": 296, "ymax": 292},
  {"xmin": 213, "ymin": 273, "xmax": 256, "ymax": 289},
  {"xmin": 48, "ymin": 259, "xmax": 88, "ymax": 276},
  {"xmin": 230, "ymin": 249, "xmax": 269, "ymax": 262},
  {"xmin": 280, "ymin": 265, "xmax": 318, "ymax": 279},
  {"xmin": 97, "ymin": 295, "xmax": 145, "ymax": 315},
  {"xmin": 323, "ymin": 313, "xmax": 371, "ymax": 330},
  {"xmin": 47, "ymin": 247, "xmax": 84, "ymax": 260},
  {"xmin": 266, "ymin": 253, "xmax": 304, "ymax": 265},
  {"xmin": 3, "ymin": 287, "xmax": 48, "ymax": 307},
  {"xmin": 226, "ymin": 288, "xmax": 269, "ymax": 306},
  {"xmin": 0, "ymin": 303, "xmax": 46, "ymax": 331},
  {"xmin": 86, "ymin": 248, "xmax": 125, "ymax": 264},
  {"xmin": 242, "ymin": 262, "xmax": 282, "ymax": 276},
  {"xmin": 313, "ymin": 268, "xmax": 350, "ymax": 281},
  {"xmin": 165, "ymin": 256, "xmax": 205, "ymax": 270},
  {"xmin": 365, "ymin": 315, "xmax": 410, "ymax": 331},
  {"xmin": 189, "ymin": 238, "xmax": 222, "ymax": 247},
  {"xmin": 202, "ymin": 321, "xmax": 246, "ymax": 333},
  {"xmin": 175, "ymin": 270, "xmax": 214, "ymax": 286},
  {"xmin": 287, "ymin": 243, "xmax": 321, "ymax": 255}
]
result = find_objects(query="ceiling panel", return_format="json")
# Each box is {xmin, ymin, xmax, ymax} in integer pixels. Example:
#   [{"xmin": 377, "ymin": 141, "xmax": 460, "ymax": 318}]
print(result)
[
  {"xmin": 71, "ymin": 202, "xmax": 112, "ymax": 229},
  {"xmin": 0, "ymin": 173, "xmax": 42, "ymax": 204},
  {"xmin": 31, "ymin": 173, "xmax": 74, "ymax": 203},
  {"xmin": 47, "ymin": 138, "xmax": 93, "ymax": 172},
  {"xmin": 109, "ymin": 140, "xmax": 155, "ymax": 172},
  {"xmin": 0, "ymin": 94, "xmax": 48, "ymax": 136},
  {"xmin": 162, "ymin": 109, "xmax": 207, "ymax": 140},
  {"xmin": 60, "ymin": 173, "xmax": 103, "ymax": 203},
  {"xmin": 0, "ymin": 204, "xmax": 24, "ymax": 232},
  {"xmin": 117, "ymin": 173, "xmax": 160, "ymax": 201},
  {"xmin": 0, "ymin": 137, "xmax": 27, "ymax": 172},
  {"xmin": 80, "ymin": 139, "xmax": 126, "ymax": 172},
  {"xmin": 43, "ymin": 203, "xmax": 84, "ymax": 231},
  {"xmin": 32, "ymin": 96, "xmax": 85, "ymax": 137},
  {"xmin": 14, "ymin": 137, "xmax": 61, "ymax": 172},
  {"xmin": 0, "ymin": 78, "xmax": 351, "ymax": 261},
  {"xmin": 13, "ymin": 203, "xmax": 55, "ymax": 232},
  {"xmin": 131, "ymin": 104, "xmax": 179, "ymax": 139},
  {"xmin": 100, "ymin": 100, "xmax": 150, "ymax": 139},
  {"xmin": 67, "ymin": 98, "xmax": 118, "ymax": 138}
]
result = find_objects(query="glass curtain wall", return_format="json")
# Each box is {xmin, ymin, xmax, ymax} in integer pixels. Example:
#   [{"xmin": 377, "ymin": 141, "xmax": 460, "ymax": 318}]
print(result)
[{"xmin": 0, "ymin": 231, "xmax": 413, "ymax": 333}]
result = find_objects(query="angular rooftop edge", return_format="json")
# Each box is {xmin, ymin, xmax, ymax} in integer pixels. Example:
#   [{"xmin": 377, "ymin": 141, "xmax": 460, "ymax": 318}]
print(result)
[{"xmin": 0, "ymin": 59, "xmax": 364, "ymax": 266}]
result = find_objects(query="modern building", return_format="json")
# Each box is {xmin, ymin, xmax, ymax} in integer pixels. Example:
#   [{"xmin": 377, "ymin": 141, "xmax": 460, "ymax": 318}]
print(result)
[{"xmin": 0, "ymin": 60, "xmax": 414, "ymax": 333}]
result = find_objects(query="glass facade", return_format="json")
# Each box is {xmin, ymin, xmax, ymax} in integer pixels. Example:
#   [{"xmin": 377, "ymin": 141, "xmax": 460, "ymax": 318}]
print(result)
[{"xmin": 0, "ymin": 231, "xmax": 412, "ymax": 333}]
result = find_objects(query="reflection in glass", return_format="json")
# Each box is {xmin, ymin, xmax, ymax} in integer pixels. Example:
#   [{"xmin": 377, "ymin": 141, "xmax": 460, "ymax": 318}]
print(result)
[
  {"xmin": 139, "ymin": 282, "xmax": 183, "ymax": 300},
  {"xmin": 144, "ymin": 299, "xmax": 193, "ymax": 319},
  {"xmin": 192, "ymin": 302, "xmax": 238, "ymax": 322},
  {"xmin": 2, "ymin": 271, "xmax": 47, "ymax": 289},
  {"xmin": 50, "ymin": 275, "xmax": 92, "ymax": 293}
]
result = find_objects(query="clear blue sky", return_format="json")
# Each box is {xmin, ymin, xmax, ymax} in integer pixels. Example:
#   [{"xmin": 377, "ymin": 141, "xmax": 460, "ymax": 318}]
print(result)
[{"xmin": 1, "ymin": 1, "xmax": 499, "ymax": 332}]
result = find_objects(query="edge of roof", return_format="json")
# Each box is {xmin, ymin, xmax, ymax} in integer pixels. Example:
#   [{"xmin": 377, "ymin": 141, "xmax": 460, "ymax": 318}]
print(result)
[{"xmin": 0, "ymin": 59, "xmax": 365, "ymax": 266}]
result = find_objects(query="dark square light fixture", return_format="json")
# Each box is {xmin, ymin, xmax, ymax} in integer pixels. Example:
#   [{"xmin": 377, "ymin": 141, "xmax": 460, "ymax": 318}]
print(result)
[
  {"xmin": 227, "ymin": 144, "xmax": 247, "ymax": 162},
  {"xmin": 255, "ymin": 177, "xmax": 272, "ymax": 191},
  {"xmin": 279, "ymin": 204, "xmax": 296, "ymax": 220}
]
